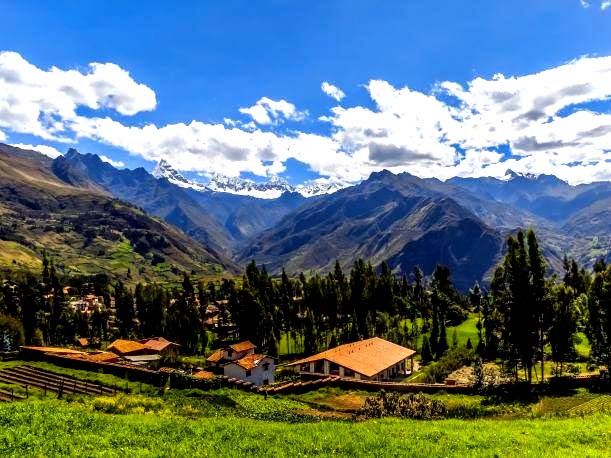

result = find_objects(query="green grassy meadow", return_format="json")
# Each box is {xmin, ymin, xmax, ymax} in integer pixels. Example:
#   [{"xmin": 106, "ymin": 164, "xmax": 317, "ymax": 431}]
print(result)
[{"xmin": 1, "ymin": 394, "xmax": 611, "ymax": 457}]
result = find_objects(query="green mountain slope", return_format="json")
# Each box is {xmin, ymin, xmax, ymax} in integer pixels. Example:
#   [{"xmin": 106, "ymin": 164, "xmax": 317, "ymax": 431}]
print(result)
[{"xmin": 0, "ymin": 144, "xmax": 239, "ymax": 280}]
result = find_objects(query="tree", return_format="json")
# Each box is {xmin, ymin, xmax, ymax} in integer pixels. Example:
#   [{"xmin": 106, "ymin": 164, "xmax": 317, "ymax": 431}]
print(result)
[
  {"xmin": 420, "ymin": 335, "xmax": 433, "ymax": 363},
  {"xmin": 549, "ymin": 285, "xmax": 579, "ymax": 374},
  {"xmin": 115, "ymin": 282, "xmax": 135, "ymax": 338}
]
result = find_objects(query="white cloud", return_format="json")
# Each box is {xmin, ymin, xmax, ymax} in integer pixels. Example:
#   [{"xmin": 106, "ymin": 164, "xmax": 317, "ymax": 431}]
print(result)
[
  {"xmin": 581, "ymin": 0, "xmax": 590, "ymax": 7},
  {"xmin": 99, "ymin": 155, "xmax": 125, "ymax": 168},
  {"xmin": 10, "ymin": 143, "xmax": 63, "ymax": 159},
  {"xmin": 2, "ymin": 51, "xmax": 611, "ymax": 186},
  {"xmin": 321, "ymin": 82, "xmax": 345, "ymax": 101},
  {"xmin": 239, "ymin": 97, "xmax": 306, "ymax": 125},
  {"xmin": 0, "ymin": 129, "xmax": 5, "ymax": 142},
  {"xmin": 0, "ymin": 51, "xmax": 156, "ymax": 141},
  {"xmin": 602, "ymin": 0, "xmax": 610, "ymax": 10}
]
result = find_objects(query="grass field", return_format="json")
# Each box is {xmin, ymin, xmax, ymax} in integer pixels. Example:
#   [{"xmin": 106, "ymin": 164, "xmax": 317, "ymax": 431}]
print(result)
[{"xmin": 1, "ymin": 396, "xmax": 611, "ymax": 456}]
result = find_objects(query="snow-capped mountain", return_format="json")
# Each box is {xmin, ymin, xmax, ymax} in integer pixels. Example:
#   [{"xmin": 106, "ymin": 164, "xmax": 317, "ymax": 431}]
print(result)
[
  {"xmin": 152, "ymin": 159, "xmax": 207, "ymax": 191},
  {"xmin": 152, "ymin": 159, "xmax": 348, "ymax": 198},
  {"xmin": 206, "ymin": 173, "xmax": 293, "ymax": 199}
]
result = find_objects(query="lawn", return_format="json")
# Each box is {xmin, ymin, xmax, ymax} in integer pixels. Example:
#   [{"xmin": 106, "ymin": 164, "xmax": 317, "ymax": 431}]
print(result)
[{"xmin": 1, "ymin": 396, "xmax": 611, "ymax": 456}]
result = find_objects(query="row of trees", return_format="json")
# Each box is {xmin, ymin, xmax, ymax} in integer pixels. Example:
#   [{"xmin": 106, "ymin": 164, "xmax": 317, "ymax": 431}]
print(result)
[{"xmin": 1, "ymin": 229, "xmax": 611, "ymax": 386}]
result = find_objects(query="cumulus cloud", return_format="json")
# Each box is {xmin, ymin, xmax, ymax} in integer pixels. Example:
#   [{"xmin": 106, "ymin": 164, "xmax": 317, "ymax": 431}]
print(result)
[
  {"xmin": 321, "ymin": 82, "xmax": 345, "ymax": 101},
  {"xmin": 2, "ymin": 51, "xmax": 611, "ymax": 185},
  {"xmin": 580, "ymin": 0, "xmax": 590, "ymax": 7},
  {"xmin": 602, "ymin": 1, "xmax": 610, "ymax": 10},
  {"xmin": 0, "ymin": 51, "xmax": 156, "ymax": 141},
  {"xmin": 99, "ymin": 155, "xmax": 125, "ymax": 168},
  {"xmin": 239, "ymin": 97, "xmax": 306, "ymax": 125},
  {"xmin": 10, "ymin": 143, "xmax": 63, "ymax": 159}
]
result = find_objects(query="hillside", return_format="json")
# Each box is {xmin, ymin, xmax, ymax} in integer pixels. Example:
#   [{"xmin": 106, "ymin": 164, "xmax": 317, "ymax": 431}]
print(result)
[
  {"xmin": 240, "ymin": 170, "xmax": 503, "ymax": 290},
  {"xmin": 0, "ymin": 144, "xmax": 238, "ymax": 280},
  {"xmin": 60, "ymin": 150, "xmax": 307, "ymax": 250}
]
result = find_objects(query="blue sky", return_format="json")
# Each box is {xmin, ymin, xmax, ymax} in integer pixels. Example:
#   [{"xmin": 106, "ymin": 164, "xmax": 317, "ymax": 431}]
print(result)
[{"xmin": 1, "ymin": 0, "xmax": 611, "ymax": 185}]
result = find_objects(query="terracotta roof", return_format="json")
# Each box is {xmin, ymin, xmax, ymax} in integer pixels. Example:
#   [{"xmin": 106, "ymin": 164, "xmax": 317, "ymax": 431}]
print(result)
[
  {"xmin": 286, "ymin": 337, "xmax": 415, "ymax": 378},
  {"xmin": 159, "ymin": 367, "xmax": 176, "ymax": 373},
  {"xmin": 20, "ymin": 346, "xmax": 84, "ymax": 355},
  {"xmin": 230, "ymin": 354, "xmax": 272, "ymax": 371},
  {"xmin": 206, "ymin": 349, "xmax": 224, "ymax": 363},
  {"xmin": 143, "ymin": 337, "xmax": 180, "ymax": 352},
  {"xmin": 193, "ymin": 370, "xmax": 216, "ymax": 380},
  {"xmin": 77, "ymin": 338, "xmax": 89, "ymax": 347},
  {"xmin": 107, "ymin": 339, "xmax": 147, "ymax": 355},
  {"xmin": 229, "ymin": 341, "xmax": 256, "ymax": 352},
  {"xmin": 85, "ymin": 351, "xmax": 119, "ymax": 363}
]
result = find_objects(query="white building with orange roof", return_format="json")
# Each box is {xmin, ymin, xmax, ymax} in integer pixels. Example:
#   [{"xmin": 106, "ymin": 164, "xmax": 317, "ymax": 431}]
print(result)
[
  {"xmin": 285, "ymin": 337, "xmax": 415, "ymax": 381},
  {"xmin": 206, "ymin": 340, "xmax": 275, "ymax": 386}
]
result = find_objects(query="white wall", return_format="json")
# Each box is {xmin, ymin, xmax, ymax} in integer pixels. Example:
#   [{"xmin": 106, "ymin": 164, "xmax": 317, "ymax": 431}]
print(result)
[{"xmin": 223, "ymin": 357, "xmax": 275, "ymax": 386}]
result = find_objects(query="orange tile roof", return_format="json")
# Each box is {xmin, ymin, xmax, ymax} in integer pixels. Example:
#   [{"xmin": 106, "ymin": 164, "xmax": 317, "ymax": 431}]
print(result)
[
  {"xmin": 286, "ymin": 337, "xmax": 415, "ymax": 378},
  {"xmin": 107, "ymin": 339, "xmax": 147, "ymax": 355},
  {"xmin": 143, "ymin": 337, "xmax": 180, "ymax": 352},
  {"xmin": 20, "ymin": 346, "xmax": 85, "ymax": 355},
  {"xmin": 206, "ymin": 349, "xmax": 224, "ymax": 363},
  {"xmin": 230, "ymin": 354, "xmax": 271, "ymax": 371},
  {"xmin": 229, "ymin": 341, "xmax": 255, "ymax": 352},
  {"xmin": 193, "ymin": 370, "xmax": 216, "ymax": 380},
  {"xmin": 77, "ymin": 338, "xmax": 89, "ymax": 347},
  {"xmin": 85, "ymin": 351, "xmax": 119, "ymax": 363}
]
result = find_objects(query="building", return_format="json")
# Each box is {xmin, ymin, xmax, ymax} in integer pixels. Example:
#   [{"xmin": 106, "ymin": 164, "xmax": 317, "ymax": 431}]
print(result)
[
  {"xmin": 206, "ymin": 340, "xmax": 275, "ymax": 386},
  {"xmin": 285, "ymin": 337, "xmax": 415, "ymax": 381},
  {"xmin": 141, "ymin": 337, "xmax": 180, "ymax": 362},
  {"xmin": 107, "ymin": 339, "xmax": 150, "ymax": 357},
  {"xmin": 206, "ymin": 340, "xmax": 256, "ymax": 370},
  {"xmin": 224, "ymin": 354, "xmax": 275, "ymax": 386}
]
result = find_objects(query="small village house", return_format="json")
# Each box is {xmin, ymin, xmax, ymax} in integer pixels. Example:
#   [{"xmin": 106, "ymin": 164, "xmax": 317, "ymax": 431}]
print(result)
[
  {"xmin": 224, "ymin": 354, "xmax": 275, "ymax": 386},
  {"xmin": 141, "ymin": 337, "xmax": 180, "ymax": 362},
  {"xmin": 206, "ymin": 340, "xmax": 275, "ymax": 386},
  {"xmin": 285, "ymin": 337, "xmax": 415, "ymax": 381}
]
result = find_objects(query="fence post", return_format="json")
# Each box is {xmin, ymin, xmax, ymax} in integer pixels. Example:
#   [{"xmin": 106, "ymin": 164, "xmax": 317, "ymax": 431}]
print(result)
[
  {"xmin": 11, "ymin": 388, "xmax": 13, "ymax": 401},
  {"xmin": 44, "ymin": 383, "xmax": 47, "ymax": 397},
  {"xmin": 25, "ymin": 385, "xmax": 28, "ymax": 399},
  {"xmin": 85, "ymin": 381, "xmax": 88, "ymax": 393},
  {"xmin": 73, "ymin": 379, "xmax": 77, "ymax": 393}
]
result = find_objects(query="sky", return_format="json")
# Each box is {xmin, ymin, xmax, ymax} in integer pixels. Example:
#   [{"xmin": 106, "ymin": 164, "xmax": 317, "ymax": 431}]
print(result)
[{"xmin": 1, "ymin": 0, "xmax": 611, "ymax": 186}]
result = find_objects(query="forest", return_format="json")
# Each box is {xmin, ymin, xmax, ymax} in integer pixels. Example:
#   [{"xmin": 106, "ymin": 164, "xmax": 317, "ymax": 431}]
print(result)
[{"xmin": 1, "ymin": 228, "xmax": 611, "ymax": 384}]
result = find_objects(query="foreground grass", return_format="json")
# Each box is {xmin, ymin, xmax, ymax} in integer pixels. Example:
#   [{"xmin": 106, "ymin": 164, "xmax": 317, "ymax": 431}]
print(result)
[{"xmin": 1, "ymin": 398, "xmax": 610, "ymax": 457}]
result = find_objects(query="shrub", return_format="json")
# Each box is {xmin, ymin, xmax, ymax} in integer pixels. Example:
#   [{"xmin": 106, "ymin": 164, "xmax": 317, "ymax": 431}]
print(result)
[
  {"xmin": 356, "ymin": 391, "xmax": 447, "ymax": 420},
  {"xmin": 421, "ymin": 347, "xmax": 475, "ymax": 384}
]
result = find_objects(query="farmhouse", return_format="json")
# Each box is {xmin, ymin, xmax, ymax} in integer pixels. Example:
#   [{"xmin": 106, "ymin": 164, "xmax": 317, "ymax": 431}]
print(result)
[
  {"xmin": 224, "ymin": 354, "xmax": 275, "ymax": 386},
  {"xmin": 206, "ymin": 340, "xmax": 256, "ymax": 370},
  {"xmin": 206, "ymin": 340, "xmax": 275, "ymax": 386},
  {"xmin": 141, "ymin": 337, "xmax": 180, "ymax": 362},
  {"xmin": 107, "ymin": 339, "xmax": 149, "ymax": 357},
  {"xmin": 286, "ymin": 337, "xmax": 415, "ymax": 381}
]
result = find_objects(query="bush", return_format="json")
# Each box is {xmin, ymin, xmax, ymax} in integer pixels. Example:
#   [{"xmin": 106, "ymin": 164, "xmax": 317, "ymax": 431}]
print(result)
[
  {"xmin": 356, "ymin": 391, "xmax": 447, "ymax": 420},
  {"xmin": 421, "ymin": 347, "xmax": 475, "ymax": 384}
]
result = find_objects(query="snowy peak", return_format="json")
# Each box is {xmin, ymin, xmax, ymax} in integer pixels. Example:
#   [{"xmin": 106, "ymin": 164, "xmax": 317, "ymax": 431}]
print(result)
[
  {"xmin": 296, "ymin": 181, "xmax": 345, "ymax": 197},
  {"xmin": 152, "ymin": 159, "xmax": 348, "ymax": 198},
  {"xmin": 152, "ymin": 159, "xmax": 207, "ymax": 191},
  {"xmin": 207, "ymin": 173, "xmax": 293, "ymax": 199}
]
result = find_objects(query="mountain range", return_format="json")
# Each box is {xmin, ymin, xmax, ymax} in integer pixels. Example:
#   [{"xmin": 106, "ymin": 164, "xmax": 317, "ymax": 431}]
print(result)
[
  {"xmin": 152, "ymin": 159, "xmax": 344, "ymax": 199},
  {"xmin": 1, "ymin": 143, "xmax": 610, "ymax": 289}
]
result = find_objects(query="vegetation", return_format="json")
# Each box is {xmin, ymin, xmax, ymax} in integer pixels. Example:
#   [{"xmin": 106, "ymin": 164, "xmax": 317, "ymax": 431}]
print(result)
[{"xmin": 2, "ymin": 391, "xmax": 611, "ymax": 456}]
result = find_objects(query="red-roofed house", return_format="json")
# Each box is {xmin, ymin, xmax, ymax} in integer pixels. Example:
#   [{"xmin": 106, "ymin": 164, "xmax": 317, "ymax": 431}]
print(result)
[
  {"xmin": 206, "ymin": 341, "xmax": 275, "ymax": 386},
  {"xmin": 285, "ymin": 337, "xmax": 415, "ymax": 381},
  {"xmin": 224, "ymin": 354, "xmax": 275, "ymax": 386}
]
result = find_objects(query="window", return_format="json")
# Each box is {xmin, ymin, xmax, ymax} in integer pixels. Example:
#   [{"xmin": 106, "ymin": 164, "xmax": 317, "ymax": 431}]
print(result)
[
  {"xmin": 262, "ymin": 362, "xmax": 270, "ymax": 371},
  {"xmin": 245, "ymin": 369, "xmax": 251, "ymax": 377}
]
